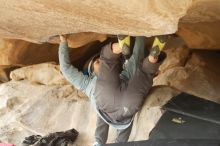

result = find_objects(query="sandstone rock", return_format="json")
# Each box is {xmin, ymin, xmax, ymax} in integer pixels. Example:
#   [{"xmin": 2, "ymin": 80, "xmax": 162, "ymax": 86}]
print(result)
[
  {"xmin": 0, "ymin": 80, "xmax": 179, "ymax": 145},
  {"xmin": 181, "ymin": 0, "xmax": 220, "ymax": 23},
  {"xmin": 177, "ymin": 0, "xmax": 220, "ymax": 49},
  {"xmin": 1, "ymin": 0, "xmax": 220, "ymax": 50},
  {"xmin": 0, "ymin": 38, "xmax": 103, "ymax": 66},
  {"xmin": 129, "ymin": 86, "xmax": 180, "ymax": 140},
  {"xmin": 0, "ymin": 38, "xmax": 58, "ymax": 65},
  {"xmin": 1, "ymin": 0, "xmax": 220, "ymax": 145},
  {"xmin": 154, "ymin": 50, "xmax": 220, "ymax": 103},
  {"xmin": 48, "ymin": 32, "xmax": 107, "ymax": 48},
  {"xmin": 177, "ymin": 21, "xmax": 220, "ymax": 49},
  {"xmin": 0, "ymin": 0, "xmax": 191, "ymax": 42},
  {"xmin": 10, "ymin": 63, "xmax": 69, "ymax": 85},
  {"xmin": 1, "ymin": 41, "xmax": 220, "ymax": 145},
  {"xmin": 159, "ymin": 37, "xmax": 190, "ymax": 72},
  {"xmin": 154, "ymin": 66, "xmax": 189, "ymax": 87},
  {"xmin": 0, "ymin": 65, "xmax": 20, "ymax": 83}
]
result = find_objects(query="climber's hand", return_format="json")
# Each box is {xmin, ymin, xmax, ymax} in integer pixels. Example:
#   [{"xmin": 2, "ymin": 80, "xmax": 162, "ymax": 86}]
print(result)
[
  {"xmin": 112, "ymin": 43, "xmax": 122, "ymax": 54},
  {"xmin": 60, "ymin": 35, "xmax": 67, "ymax": 43}
]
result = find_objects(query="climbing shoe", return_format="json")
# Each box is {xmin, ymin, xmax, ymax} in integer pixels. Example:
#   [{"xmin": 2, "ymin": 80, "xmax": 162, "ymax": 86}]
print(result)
[
  {"xmin": 150, "ymin": 35, "xmax": 168, "ymax": 58},
  {"xmin": 117, "ymin": 35, "xmax": 131, "ymax": 59}
]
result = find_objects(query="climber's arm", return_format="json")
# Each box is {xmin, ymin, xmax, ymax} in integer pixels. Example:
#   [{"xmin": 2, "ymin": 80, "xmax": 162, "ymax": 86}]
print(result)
[{"xmin": 59, "ymin": 35, "xmax": 89, "ymax": 91}]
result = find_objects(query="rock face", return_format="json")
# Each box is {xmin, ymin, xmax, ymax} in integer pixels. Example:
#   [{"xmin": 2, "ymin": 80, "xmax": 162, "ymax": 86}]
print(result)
[
  {"xmin": 154, "ymin": 46, "xmax": 220, "ymax": 103},
  {"xmin": 178, "ymin": 0, "xmax": 220, "ymax": 49},
  {"xmin": 1, "ymin": 38, "xmax": 220, "ymax": 145},
  {"xmin": 0, "ymin": 33, "xmax": 107, "ymax": 66},
  {"xmin": 0, "ymin": 0, "xmax": 191, "ymax": 42},
  {"xmin": 48, "ymin": 32, "xmax": 107, "ymax": 48},
  {"xmin": 0, "ymin": 0, "xmax": 220, "ymax": 68},
  {"xmin": 10, "ymin": 63, "xmax": 68, "ymax": 85},
  {"xmin": 181, "ymin": 0, "xmax": 220, "ymax": 23},
  {"xmin": 1, "ymin": 0, "xmax": 220, "ymax": 49},
  {"xmin": 0, "ymin": 0, "xmax": 220, "ymax": 49},
  {"xmin": 0, "ymin": 66, "xmax": 20, "ymax": 83},
  {"xmin": 177, "ymin": 21, "xmax": 220, "ymax": 49},
  {"xmin": 0, "ymin": 38, "xmax": 58, "ymax": 65},
  {"xmin": 0, "ymin": 0, "xmax": 220, "ymax": 145},
  {"xmin": 0, "ymin": 81, "xmax": 179, "ymax": 146}
]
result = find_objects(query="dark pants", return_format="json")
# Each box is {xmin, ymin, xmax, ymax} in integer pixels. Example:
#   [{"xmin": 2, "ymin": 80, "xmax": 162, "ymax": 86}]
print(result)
[
  {"xmin": 94, "ymin": 37, "xmax": 165, "ymax": 144},
  {"xmin": 95, "ymin": 116, "xmax": 133, "ymax": 144}
]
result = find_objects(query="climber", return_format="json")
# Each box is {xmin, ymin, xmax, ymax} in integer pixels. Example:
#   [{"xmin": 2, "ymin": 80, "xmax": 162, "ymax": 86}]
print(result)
[{"xmin": 59, "ymin": 34, "xmax": 167, "ymax": 146}]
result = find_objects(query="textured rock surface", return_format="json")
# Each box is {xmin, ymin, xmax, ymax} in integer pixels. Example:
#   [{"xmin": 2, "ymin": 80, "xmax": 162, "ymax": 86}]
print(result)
[
  {"xmin": 0, "ymin": 35, "xmax": 105, "ymax": 66},
  {"xmin": 0, "ymin": 38, "xmax": 58, "ymax": 65},
  {"xmin": 48, "ymin": 32, "xmax": 107, "ymax": 48},
  {"xmin": 0, "ymin": 81, "xmax": 179, "ymax": 146},
  {"xmin": 0, "ymin": 0, "xmax": 220, "ymax": 49},
  {"xmin": 0, "ymin": 0, "xmax": 220, "ymax": 145},
  {"xmin": 0, "ymin": 0, "xmax": 191, "ymax": 42},
  {"xmin": 1, "ymin": 41, "xmax": 220, "ymax": 145},
  {"xmin": 154, "ymin": 49, "xmax": 220, "ymax": 103},
  {"xmin": 181, "ymin": 0, "xmax": 220, "ymax": 23},
  {"xmin": 10, "ymin": 63, "xmax": 68, "ymax": 85},
  {"xmin": 159, "ymin": 37, "xmax": 190, "ymax": 72},
  {"xmin": 129, "ymin": 86, "xmax": 180, "ymax": 140},
  {"xmin": 178, "ymin": 0, "xmax": 220, "ymax": 49},
  {"xmin": 177, "ymin": 21, "xmax": 220, "ymax": 49},
  {"xmin": 0, "ymin": 65, "xmax": 20, "ymax": 83}
]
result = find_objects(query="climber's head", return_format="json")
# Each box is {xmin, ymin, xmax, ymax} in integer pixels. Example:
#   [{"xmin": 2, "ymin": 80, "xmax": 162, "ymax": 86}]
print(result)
[{"xmin": 83, "ymin": 53, "xmax": 100, "ymax": 76}]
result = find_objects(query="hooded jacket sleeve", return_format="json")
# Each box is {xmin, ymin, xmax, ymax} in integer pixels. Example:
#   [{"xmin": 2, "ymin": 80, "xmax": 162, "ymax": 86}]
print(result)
[{"xmin": 59, "ymin": 42, "xmax": 90, "ymax": 91}]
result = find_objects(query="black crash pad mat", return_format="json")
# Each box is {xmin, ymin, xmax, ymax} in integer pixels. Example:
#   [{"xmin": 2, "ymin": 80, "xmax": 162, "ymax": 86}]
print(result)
[
  {"xmin": 163, "ymin": 92, "xmax": 220, "ymax": 125},
  {"xmin": 102, "ymin": 140, "xmax": 220, "ymax": 146},
  {"xmin": 149, "ymin": 111, "xmax": 220, "ymax": 139}
]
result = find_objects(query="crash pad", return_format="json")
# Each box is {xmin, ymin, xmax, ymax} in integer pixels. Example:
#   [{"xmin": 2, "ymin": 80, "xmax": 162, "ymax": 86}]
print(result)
[
  {"xmin": 163, "ymin": 92, "xmax": 220, "ymax": 125},
  {"xmin": 149, "ymin": 111, "xmax": 220, "ymax": 139},
  {"xmin": 102, "ymin": 139, "xmax": 220, "ymax": 146}
]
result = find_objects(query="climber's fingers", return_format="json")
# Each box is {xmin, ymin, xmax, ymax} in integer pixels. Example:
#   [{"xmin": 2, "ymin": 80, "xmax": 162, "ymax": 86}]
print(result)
[{"xmin": 59, "ymin": 35, "xmax": 67, "ymax": 43}]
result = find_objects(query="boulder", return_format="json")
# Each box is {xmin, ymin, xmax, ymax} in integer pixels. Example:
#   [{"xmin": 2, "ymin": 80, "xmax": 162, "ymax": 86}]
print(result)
[
  {"xmin": 48, "ymin": 32, "xmax": 107, "ymax": 48},
  {"xmin": 10, "ymin": 62, "xmax": 68, "ymax": 85},
  {"xmin": 181, "ymin": 0, "xmax": 220, "ymax": 23},
  {"xmin": 0, "ymin": 0, "xmax": 191, "ymax": 42},
  {"xmin": 0, "ymin": 80, "xmax": 179, "ymax": 145},
  {"xmin": 177, "ymin": 21, "xmax": 220, "ymax": 49},
  {"xmin": 1, "ymin": 38, "xmax": 220, "ymax": 145},
  {"xmin": 0, "ymin": 38, "xmax": 58, "ymax": 65},
  {"xmin": 154, "ymin": 50, "xmax": 220, "ymax": 103},
  {"xmin": 129, "ymin": 86, "xmax": 180, "ymax": 140},
  {"xmin": 1, "ymin": 0, "xmax": 220, "ymax": 145},
  {"xmin": 159, "ymin": 37, "xmax": 190, "ymax": 72},
  {"xmin": 0, "ymin": 37, "xmax": 103, "ymax": 66},
  {"xmin": 1, "ymin": 0, "xmax": 220, "ymax": 50},
  {"xmin": 0, "ymin": 65, "xmax": 20, "ymax": 83},
  {"xmin": 178, "ymin": 0, "xmax": 220, "ymax": 49}
]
